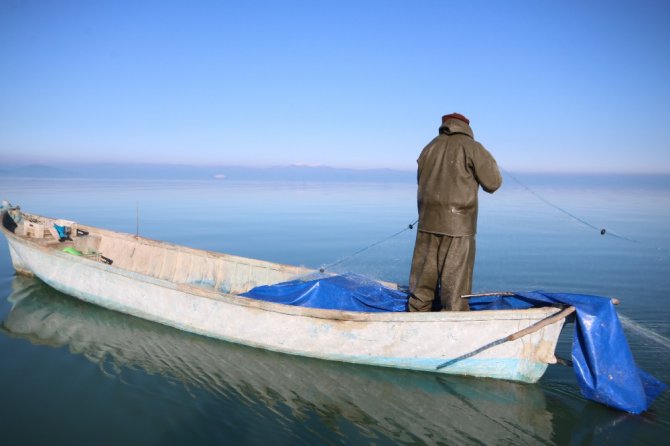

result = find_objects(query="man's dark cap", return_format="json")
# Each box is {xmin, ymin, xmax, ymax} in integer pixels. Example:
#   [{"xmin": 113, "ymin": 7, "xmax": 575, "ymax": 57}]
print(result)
[{"xmin": 441, "ymin": 113, "xmax": 470, "ymax": 125}]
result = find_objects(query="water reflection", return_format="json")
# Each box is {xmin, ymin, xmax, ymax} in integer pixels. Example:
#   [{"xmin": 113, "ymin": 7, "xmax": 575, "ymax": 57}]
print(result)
[{"xmin": 0, "ymin": 276, "xmax": 558, "ymax": 444}]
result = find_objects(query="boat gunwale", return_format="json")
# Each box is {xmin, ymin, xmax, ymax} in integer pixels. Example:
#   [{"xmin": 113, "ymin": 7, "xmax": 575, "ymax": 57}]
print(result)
[{"xmin": 1, "ymin": 210, "xmax": 565, "ymax": 323}]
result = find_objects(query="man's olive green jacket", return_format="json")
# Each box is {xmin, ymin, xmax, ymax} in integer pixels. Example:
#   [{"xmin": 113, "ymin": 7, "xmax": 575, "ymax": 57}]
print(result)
[{"xmin": 417, "ymin": 118, "xmax": 502, "ymax": 236}]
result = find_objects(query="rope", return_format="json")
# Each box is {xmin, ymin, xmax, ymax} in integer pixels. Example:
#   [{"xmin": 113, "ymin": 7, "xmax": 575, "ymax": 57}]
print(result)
[
  {"xmin": 319, "ymin": 219, "xmax": 418, "ymax": 272},
  {"xmin": 319, "ymin": 169, "xmax": 643, "ymax": 272},
  {"xmin": 502, "ymin": 169, "xmax": 638, "ymax": 243}
]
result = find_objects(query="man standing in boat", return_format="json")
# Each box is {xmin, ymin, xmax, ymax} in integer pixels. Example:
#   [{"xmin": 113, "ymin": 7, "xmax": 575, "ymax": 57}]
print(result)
[{"xmin": 409, "ymin": 113, "xmax": 502, "ymax": 312}]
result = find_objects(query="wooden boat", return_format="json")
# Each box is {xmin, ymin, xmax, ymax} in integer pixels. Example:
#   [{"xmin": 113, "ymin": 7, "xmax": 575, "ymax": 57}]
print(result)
[
  {"xmin": 1, "ymin": 275, "xmax": 554, "ymax": 444},
  {"xmin": 1, "ymin": 206, "xmax": 567, "ymax": 383}
]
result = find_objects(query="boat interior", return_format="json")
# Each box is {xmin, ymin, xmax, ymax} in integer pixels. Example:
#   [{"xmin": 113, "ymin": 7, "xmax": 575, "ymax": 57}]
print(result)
[{"xmin": 3, "ymin": 210, "xmax": 313, "ymax": 295}]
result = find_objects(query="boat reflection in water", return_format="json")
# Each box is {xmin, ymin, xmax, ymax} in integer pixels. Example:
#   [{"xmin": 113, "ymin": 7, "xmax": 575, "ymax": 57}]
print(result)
[{"xmin": 2, "ymin": 276, "xmax": 554, "ymax": 444}]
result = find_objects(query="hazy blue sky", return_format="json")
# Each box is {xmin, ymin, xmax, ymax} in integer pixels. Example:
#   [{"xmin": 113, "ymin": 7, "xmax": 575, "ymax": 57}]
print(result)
[{"xmin": 1, "ymin": 1, "xmax": 669, "ymax": 173}]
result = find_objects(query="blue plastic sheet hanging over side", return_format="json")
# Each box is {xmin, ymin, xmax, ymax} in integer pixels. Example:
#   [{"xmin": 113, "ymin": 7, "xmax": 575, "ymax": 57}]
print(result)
[
  {"xmin": 470, "ymin": 291, "xmax": 667, "ymax": 414},
  {"xmin": 241, "ymin": 274, "xmax": 666, "ymax": 413}
]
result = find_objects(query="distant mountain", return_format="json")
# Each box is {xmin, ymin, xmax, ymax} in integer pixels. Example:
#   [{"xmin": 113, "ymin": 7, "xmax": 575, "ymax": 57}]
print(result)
[
  {"xmin": 0, "ymin": 163, "xmax": 414, "ymax": 183},
  {"xmin": 0, "ymin": 164, "xmax": 76, "ymax": 178}
]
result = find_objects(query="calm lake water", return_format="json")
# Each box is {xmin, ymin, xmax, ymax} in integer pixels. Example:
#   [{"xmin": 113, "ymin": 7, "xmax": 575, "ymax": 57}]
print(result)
[{"xmin": 1, "ymin": 174, "xmax": 669, "ymax": 445}]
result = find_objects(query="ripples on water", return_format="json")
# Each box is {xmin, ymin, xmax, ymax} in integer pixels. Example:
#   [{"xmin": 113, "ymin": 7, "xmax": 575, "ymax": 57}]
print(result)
[{"xmin": 1, "ymin": 176, "xmax": 669, "ymax": 444}]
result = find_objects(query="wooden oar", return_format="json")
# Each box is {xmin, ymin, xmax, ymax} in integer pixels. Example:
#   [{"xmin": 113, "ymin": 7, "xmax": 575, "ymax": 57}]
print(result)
[
  {"xmin": 438, "ymin": 295, "xmax": 621, "ymax": 370},
  {"xmin": 436, "ymin": 305, "xmax": 575, "ymax": 370},
  {"xmin": 461, "ymin": 291, "xmax": 620, "ymax": 305},
  {"xmin": 461, "ymin": 292, "xmax": 516, "ymax": 298}
]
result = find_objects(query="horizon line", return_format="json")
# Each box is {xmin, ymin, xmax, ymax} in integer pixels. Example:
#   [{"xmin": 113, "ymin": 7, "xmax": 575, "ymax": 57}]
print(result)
[{"xmin": 1, "ymin": 160, "xmax": 670, "ymax": 176}]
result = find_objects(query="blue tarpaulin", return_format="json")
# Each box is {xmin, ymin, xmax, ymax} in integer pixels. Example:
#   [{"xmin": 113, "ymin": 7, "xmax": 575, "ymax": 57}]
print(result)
[
  {"xmin": 470, "ymin": 291, "xmax": 666, "ymax": 414},
  {"xmin": 241, "ymin": 274, "xmax": 666, "ymax": 413},
  {"xmin": 241, "ymin": 273, "xmax": 408, "ymax": 312}
]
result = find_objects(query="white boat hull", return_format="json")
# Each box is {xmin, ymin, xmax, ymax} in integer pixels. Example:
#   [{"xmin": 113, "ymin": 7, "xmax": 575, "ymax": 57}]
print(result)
[
  {"xmin": 1, "ymin": 210, "xmax": 566, "ymax": 383},
  {"xmin": 2, "ymin": 275, "xmax": 555, "ymax": 445}
]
